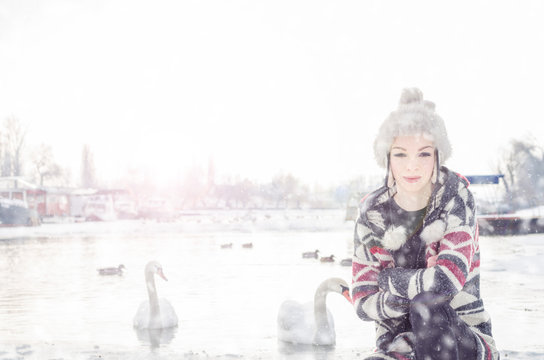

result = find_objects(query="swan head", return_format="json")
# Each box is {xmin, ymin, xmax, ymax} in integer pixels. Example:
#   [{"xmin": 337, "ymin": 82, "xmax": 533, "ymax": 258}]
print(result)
[
  {"xmin": 145, "ymin": 261, "xmax": 168, "ymax": 281},
  {"xmin": 318, "ymin": 277, "xmax": 352, "ymax": 304}
]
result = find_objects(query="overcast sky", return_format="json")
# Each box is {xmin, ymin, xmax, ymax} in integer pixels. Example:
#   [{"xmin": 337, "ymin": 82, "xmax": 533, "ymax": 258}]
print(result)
[{"xmin": 1, "ymin": 0, "xmax": 544, "ymax": 188}]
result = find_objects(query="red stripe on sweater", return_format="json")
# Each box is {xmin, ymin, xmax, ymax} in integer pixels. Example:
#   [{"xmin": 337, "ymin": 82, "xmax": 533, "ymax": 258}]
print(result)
[
  {"xmin": 352, "ymin": 262, "xmax": 379, "ymax": 281},
  {"xmin": 469, "ymin": 259, "xmax": 480, "ymax": 272},
  {"xmin": 370, "ymin": 246, "xmax": 395, "ymax": 269},
  {"xmin": 370, "ymin": 246, "xmax": 390, "ymax": 256},
  {"xmin": 456, "ymin": 172, "xmax": 470, "ymax": 186},
  {"xmin": 443, "ymin": 232, "xmax": 474, "ymax": 258},
  {"xmin": 443, "ymin": 232, "xmax": 474, "ymax": 268},
  {"xmin": 360, "ymin": 193, "xmax": 371, "ymax": 204},
  {"xmin": 353, "ymin": 271, "xmax": 378, "ymax": 284},
  {"xmin": 426, "ymin": 241, "xmax": 440, "ymax": 256},
  {"xmin": 482, "ymin": 336, "xmax": 492, "ymax": 360},
  {"xmin": 443, "ymin": 231, "xmax": 472, "ymax": 247},
  {"xmin": 437, "ymin": 257, "xmax": 466, "ymax": 286},
  {"xmin": 352, "ymin": 261, "xmax": 366, "ymax": 276},
  {"xmin": 450, "ymin": 242, "xmax": 473, "ymax": 261},
  {"xmin": 392, "ymin": 353, "xmax": 412, "ymax": 360}
]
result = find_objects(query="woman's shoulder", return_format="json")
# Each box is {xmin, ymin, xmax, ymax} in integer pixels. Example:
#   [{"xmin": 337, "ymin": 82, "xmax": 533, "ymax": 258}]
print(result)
[
  {"xmin": 434, "ymin": 166, "xmax": 475, "ymax": 208},
  {"xmin": 359, "ymin": 186, "xmax": 391, "ymax": 215},
  {"xmin": 438, "ymin": 166, "xmax": 469, "ymax": 186},
  {"xmin": 444, "ymin": 167, "xmax": 471, "ymax": 190}
]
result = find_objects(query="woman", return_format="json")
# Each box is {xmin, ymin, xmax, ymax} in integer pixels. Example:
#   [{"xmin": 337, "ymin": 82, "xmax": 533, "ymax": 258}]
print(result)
[{"xmin": 352, "ymin": 88, "xmax": 499, "ymax": 360}]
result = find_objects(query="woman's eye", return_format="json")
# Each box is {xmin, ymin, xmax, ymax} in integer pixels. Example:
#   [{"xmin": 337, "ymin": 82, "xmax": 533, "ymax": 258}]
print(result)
[
  {"xmin": 419, "ymin": 152, "xmax": 432, "ymax": 157},
  {"xmin": 392, "ymin": 153, "xmax": 406, "ymax": 158}
]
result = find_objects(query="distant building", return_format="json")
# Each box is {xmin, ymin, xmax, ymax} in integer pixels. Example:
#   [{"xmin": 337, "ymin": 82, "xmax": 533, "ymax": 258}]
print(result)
[
  {"xmin": 0, "ymin": 177, "xmax": 41, "ymax": 226},
  {"xmin": 0, "ymin": 177, "xmax": 138, "ymax": 223}
]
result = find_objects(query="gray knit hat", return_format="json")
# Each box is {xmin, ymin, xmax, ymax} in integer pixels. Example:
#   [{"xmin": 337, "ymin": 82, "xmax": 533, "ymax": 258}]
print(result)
[{"xmin": 373, "ymin": 88, "xmax": 452, "ymax": 168}]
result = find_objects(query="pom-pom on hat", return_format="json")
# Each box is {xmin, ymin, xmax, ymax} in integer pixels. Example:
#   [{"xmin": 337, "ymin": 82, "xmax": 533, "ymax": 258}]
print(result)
[{"xmin": 373, "ymin": 88, "xmax": 452, "ymax": 168}]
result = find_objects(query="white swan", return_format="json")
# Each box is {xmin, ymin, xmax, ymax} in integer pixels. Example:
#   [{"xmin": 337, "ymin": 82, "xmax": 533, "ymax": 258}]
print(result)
[
  {"xmin": 133, "ymin": 261, "xmax": 178, "ymax": 329},
  {"xmin": 277, "ymin": 277, "xmax": 352, "ymax": 346}
]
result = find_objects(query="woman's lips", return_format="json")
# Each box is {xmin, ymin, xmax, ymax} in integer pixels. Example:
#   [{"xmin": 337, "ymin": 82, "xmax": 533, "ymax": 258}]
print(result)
[{"xmin": 403, "ymin": 176, "xmax": 421, "ymax": 183}]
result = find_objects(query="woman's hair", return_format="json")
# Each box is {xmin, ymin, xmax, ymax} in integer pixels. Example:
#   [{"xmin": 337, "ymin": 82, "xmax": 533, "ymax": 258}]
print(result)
[{"xmin": 373, "ymin": 88, "xmax": 452, "ymax": 168}]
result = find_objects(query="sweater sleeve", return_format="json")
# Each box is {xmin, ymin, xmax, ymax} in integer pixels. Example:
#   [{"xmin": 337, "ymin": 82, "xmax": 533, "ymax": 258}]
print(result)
[
  {"xmin": 377, "ymin": 185, "xmax": 476, "ymax": 299},
  {"xmin": 352, "ymin": 215, "xmax": 411, "ymax": 321}
]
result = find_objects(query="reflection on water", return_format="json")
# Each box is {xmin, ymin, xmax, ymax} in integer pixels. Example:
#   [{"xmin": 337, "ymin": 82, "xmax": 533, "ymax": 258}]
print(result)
[
  {"xmin": 135, "ymin": 327, "xmax": 178, "ymax": 349},
  {"xmin": 278, "ymin": 342, "xmax": 336, "ymax": 360}
]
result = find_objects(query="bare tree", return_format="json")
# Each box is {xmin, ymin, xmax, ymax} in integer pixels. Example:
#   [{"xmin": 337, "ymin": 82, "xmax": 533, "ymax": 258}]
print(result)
[
  {"xmin": 267, "ymin": 173, "xmax": 300, "ymax": 208},
  {"xmin": 31, "ymin": 144, "xmax": 62, "ymax": 186},
  {"xmin": 81, "ymin": 144, "xmax": 97, "ymax": 188},
  {"xmin": 180, "ymin": 165, "xmax": 207, "ymax": 208},
  {"xmin": 497, "ymin": 137, "xmax": 544, "ymax": 208},
  {"xmin": 1, "ymin": 116, "xmax": 27, "ymax": 176}
]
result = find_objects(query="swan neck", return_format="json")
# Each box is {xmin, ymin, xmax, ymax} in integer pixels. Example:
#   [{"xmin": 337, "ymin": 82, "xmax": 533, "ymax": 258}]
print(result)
[
  {"xmin": 145, "ymin": 271, "xmax": 160, "ymax": 316},
  {"xmin": 314, "ymin": 284, "xmax": 329, "ymax": 328}
]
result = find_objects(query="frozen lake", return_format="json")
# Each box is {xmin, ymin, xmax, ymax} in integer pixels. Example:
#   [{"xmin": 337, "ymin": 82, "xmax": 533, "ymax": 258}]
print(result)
[{"xmin": 0, "ymin": 209, "xmax": 543, "ymax": 359}]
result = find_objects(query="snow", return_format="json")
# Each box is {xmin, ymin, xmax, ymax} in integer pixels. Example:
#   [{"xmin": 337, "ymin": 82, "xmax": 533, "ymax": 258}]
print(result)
[{"xmin": 0, "ymin": 209, "xmax": 542, "ymax": 359}]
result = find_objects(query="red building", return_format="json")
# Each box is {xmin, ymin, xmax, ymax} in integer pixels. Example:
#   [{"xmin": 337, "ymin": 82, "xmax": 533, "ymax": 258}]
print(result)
[{"xmin": 0, "ymin": 177, "xmax": 70, "ymax": 219}]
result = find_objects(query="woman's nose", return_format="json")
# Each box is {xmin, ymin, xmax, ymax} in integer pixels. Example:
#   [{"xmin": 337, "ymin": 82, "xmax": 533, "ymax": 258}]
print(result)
[{"xmin": 406, "ymin": 156, "xmax": 419, "ymax": 170}]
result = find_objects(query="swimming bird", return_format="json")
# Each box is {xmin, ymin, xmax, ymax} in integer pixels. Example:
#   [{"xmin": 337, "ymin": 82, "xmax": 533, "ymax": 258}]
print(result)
[
  {"xmin": 340, "ymin": 258, "xmax": 352, "ymax": 267},
  {"xmin": 97, "ymin": 264, "xmax": 126, "ymax": 276},
  {"xmin": 220, "ymin": 243, "xmax": 233, "ymax": 249},
  {"xmin": 242, "ymin": 243, "xmax": 253, "ymax": 248},
  {"xmin": 302, "ymin": 250, "xmax": 320, "ymax": 259},
  {"xmin": 133, "ymin": 261, "xmax": 178, "ymax": 329},
  {"xmin": 320, "ymin": 255, "xmax": 335, "ymax": 263},
  {"xmin": 277, "ymin": 277, "xmax": 352, "ymax": 346}
]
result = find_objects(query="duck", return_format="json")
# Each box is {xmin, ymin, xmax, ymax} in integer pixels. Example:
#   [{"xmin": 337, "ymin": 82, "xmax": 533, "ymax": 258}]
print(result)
[
  {"xmin": 277, "ymin": 277, "xmax": 352, "ymax": 346},
  {"xmin": 340, "ymin": 258, "xmax": 353, "ymax": 267},
  {"xmin": 302, "ymin": 250, "xmax": 320, "ymax": 259},
  {"xmin": 220, "ymin": 243, "xmax": 233, "ymax": 249},
  {"xmin": 242, "ymin": 243, "xmax": 253, "ymax": 249},
  {"xmin": 320, "ymin": 255, "xmax": 335, "ymax": 263},
  {"xmin": 97, "ymin": 264, "xmax": 126, "ymax": 276},
  {"xmin": 133, "ymin": 261, "xmax": 178, "ymax": 329}
]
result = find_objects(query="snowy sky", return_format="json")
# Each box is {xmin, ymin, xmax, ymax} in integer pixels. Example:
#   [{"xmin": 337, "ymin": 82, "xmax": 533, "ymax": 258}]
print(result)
[{"xmin": 1, "ymin": 0, "xmax": 544, "ymax": 187}]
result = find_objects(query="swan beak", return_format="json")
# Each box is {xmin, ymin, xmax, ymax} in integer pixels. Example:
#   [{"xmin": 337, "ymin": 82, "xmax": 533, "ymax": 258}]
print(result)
[
  {"xmin": 342, "ymin": 289, "xmax": 353, "ymax": 304},
  {"xmin": 157, "ymin": 268, "xmax": 168, "ymax": 281}
]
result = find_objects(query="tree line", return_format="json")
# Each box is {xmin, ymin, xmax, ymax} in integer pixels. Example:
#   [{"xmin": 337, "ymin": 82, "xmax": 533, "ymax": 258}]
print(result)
[
  {"xmin": 0, "ymin": 116, "xmax": 366, "ymax": 209},
  {"xmin": 0, "ymin": 116, "xmax": 97, "ymax": 188},
  {"xmin": 1, "ymin": 116, "xmax": 544, "ymax": 210}
]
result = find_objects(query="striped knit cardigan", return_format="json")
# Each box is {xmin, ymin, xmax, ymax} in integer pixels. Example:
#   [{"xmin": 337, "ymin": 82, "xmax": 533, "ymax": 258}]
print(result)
[{"xmin": 352, "ymin": 166, "xmax": 499, "ymax": 360}]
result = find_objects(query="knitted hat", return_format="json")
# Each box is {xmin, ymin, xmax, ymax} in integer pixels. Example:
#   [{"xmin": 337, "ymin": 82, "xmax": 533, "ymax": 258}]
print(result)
[{"xmin": 373, "ymin": 88, "xmax": 452, "ymax": 168}]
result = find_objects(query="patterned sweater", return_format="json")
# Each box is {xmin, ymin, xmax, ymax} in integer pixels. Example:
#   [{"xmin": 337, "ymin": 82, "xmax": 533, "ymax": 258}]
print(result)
[{"xmin": 352, "ymin": 167, "xmax": 499, "ymax": 360}]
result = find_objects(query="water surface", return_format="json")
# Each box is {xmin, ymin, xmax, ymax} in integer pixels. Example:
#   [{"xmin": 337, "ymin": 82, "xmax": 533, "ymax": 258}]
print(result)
[{"xmin": 0, "ymin": 210, "xmax": 542, "ymax": 359}]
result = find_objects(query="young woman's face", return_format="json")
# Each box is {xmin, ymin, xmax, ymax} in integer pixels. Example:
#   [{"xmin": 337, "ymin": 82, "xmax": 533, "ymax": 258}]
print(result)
[{"xmin": 389, "ymin": 134, "xmax": 436, "ymax": 195}]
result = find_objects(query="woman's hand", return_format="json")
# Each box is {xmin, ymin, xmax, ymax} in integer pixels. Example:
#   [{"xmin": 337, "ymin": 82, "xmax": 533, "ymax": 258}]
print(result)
[{"xmin": 427, "ymin": 255, "xmax": 438, "ymax": 268}]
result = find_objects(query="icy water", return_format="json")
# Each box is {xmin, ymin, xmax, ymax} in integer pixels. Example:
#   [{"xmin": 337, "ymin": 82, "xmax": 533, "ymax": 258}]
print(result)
[{"xmin": 0, "ymin": 209, "xmax": 543, "ymax": 360}]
